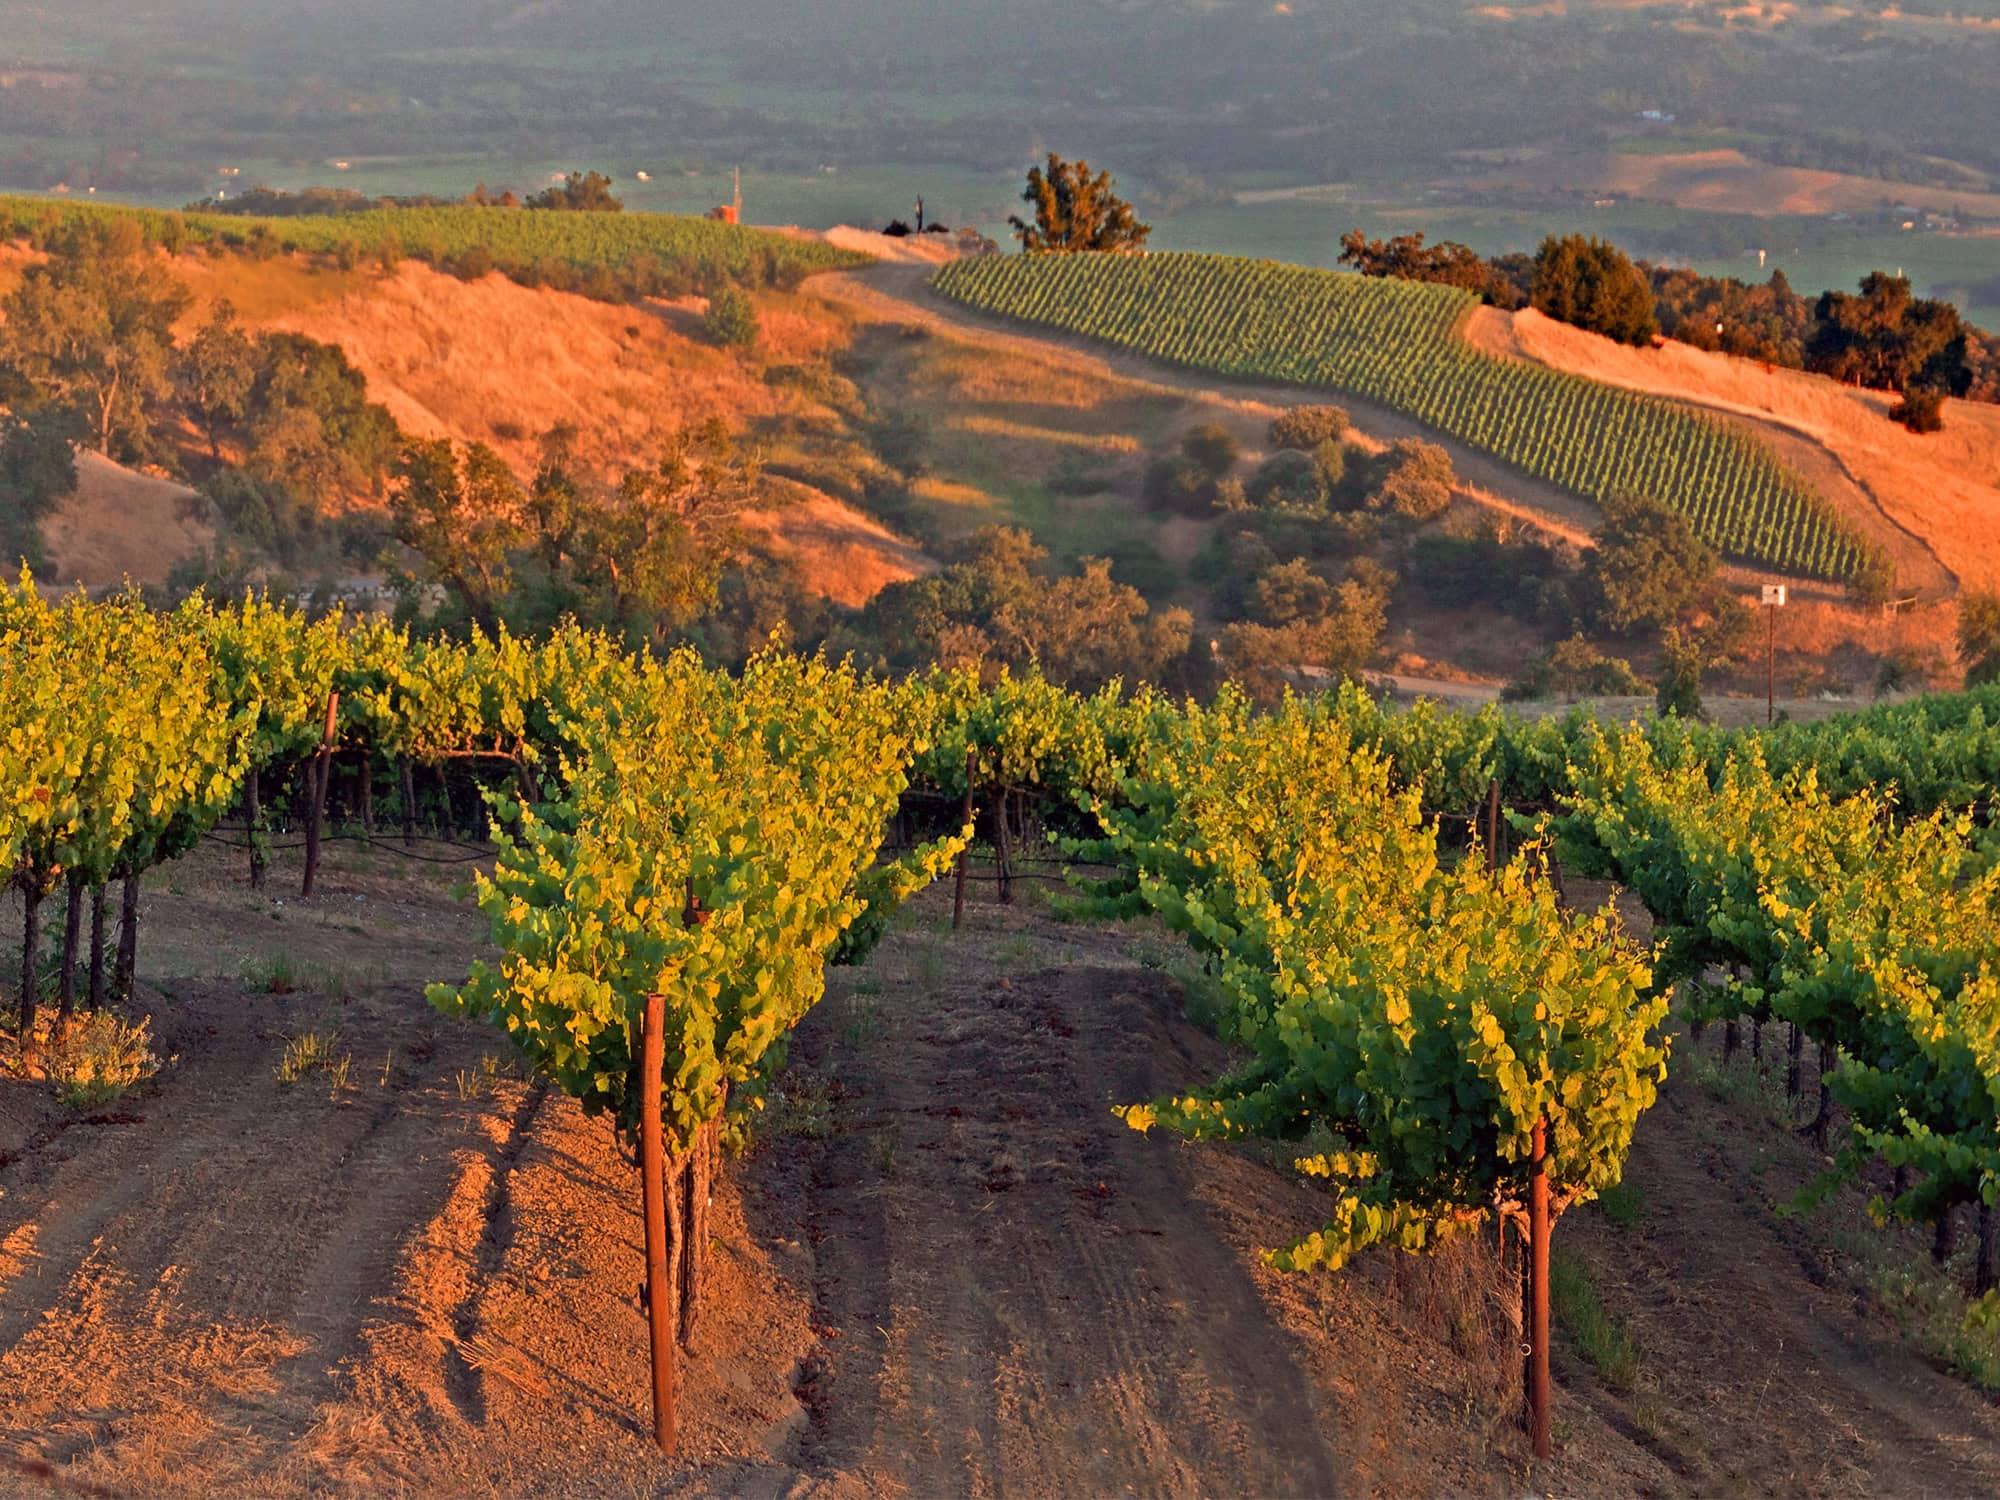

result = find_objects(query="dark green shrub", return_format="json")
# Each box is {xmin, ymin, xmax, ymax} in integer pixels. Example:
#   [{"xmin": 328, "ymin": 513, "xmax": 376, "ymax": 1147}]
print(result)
[
  {"xmin": 1182, "ymin": 421, "xmax": 1240, "ymax": 478},
  {"xmin": 703, "ymin": 286, "xmax": 759, "ymax": 348}
]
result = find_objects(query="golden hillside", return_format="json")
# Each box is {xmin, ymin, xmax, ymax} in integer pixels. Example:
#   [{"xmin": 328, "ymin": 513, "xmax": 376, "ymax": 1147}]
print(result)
[{"xmin": 1465, "ymin": 305, "xmax": 2000, "ymax": 595}]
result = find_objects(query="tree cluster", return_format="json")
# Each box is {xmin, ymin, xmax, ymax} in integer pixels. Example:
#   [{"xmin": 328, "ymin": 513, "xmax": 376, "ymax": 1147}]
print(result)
[
  {"xmin": 1648, "ymin": 264, "xmax": 1811, "ymax": 367},
  {"xmin": 0, "ymin": 408, "xmax": 82, "ymax": 569},
  {"xmin": 523, "ymin": 171, "xmax": 624, "ymax": 213},
  {"xmin": 1531, "ymin": 235, "xmax": 1660, "ymax": 347},
  {"xmin": 1011, "ymin": 155, "xmax": 1151, "ymax": 255},
  {"xmin": 177, "ymin": 308, "xmax": 400, "ymax": 493},
  {"xmin": 1407, "ymin": 523, "xmax": 1576, "ymax": 628},
  {"xmin": 0, "ymin": 220, "xmax": 399, "ymax": 504},
  {"xmin": 1808, "ymin": 271, "xmax": 1972, "ymax": 415},
  {"xmin": 844, "ymin": 526, "xmax": 1190, "ymax": 691},
  {"xmin": 0, "ymin": 216, "xmax": 189, "ymax": 460},
  {"xmin": 1338, "ymin": 231, "xmax": 1529, "ymax": 309},
  {"xmin": 1583, "ymin": 490, "xmax": 1717, "ymax": 634},
  {"xmin": 1217, "ymin": 557, "xmax": 1394, "ymax": 703},
  {"xmin": 1340, "ymin": 221, "xmax": 1997, "ymax": 416},
  {"xmin": 1960, "ymin": 593, "xmax": 2000, "ymax": 688},
  {"xmin": 1502, "ymin": 635, "xmax": 1643, "ymax": 703},
  {"xmin": 1145, "ymin": 422, "xmax": 1243, "ymax": 515},
  {"xmin": 389, "ymin": 420, "xmax": 760, "ymax": 644}
]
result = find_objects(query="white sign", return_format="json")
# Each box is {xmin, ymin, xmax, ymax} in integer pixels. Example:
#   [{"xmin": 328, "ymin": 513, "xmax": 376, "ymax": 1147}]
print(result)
[{"xmin": 1761, "ymin": 585, "xmax": 1788, "ymax": 607}]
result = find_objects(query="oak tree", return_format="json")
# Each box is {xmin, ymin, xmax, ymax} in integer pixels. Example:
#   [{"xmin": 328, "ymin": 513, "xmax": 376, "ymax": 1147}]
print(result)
[
  {"xmin": 0, "ymin": 217, "xmax": 190, "ymax": 457},
  {"xmin": 1011, "ymin": 155, "xmax": 1150, "ymax": 254}
]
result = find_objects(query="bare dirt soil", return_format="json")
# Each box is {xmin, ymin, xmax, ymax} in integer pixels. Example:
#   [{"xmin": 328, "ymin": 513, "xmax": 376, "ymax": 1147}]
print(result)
[
  {"xmin": 1, "ymin": 842, "xmax": 1996, "ymax": 1497},
  {"xmin": 39, "ymin": 452, "xmax": 206, "ymax": 591},
  {"xmin": 0, "ymin": 841, "xmax": 811, "ymax": 1499}
]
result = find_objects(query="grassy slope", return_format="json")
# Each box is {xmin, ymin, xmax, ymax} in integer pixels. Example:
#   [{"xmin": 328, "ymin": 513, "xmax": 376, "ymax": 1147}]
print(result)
[
  {"xmin": 1472, "ymin": 306, "xmax": 2000, "ymax": 595},
  {"xmin": 0, "ymin": 232, "xmax": 925, "ymax": 602}
]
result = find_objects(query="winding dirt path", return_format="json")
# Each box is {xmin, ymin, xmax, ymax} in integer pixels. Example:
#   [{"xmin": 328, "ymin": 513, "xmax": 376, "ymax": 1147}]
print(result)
[
  {"xmin": 819, "ymin": 264, "xmax": 1608, "ymax": 551},
  {"xmin": 838, "ymin": 262, "xmax": 1994, "ymax": 603}
]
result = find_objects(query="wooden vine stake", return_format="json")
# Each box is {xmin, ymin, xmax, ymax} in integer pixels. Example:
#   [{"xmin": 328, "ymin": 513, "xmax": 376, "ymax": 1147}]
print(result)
[
  {"xmin": 301, "ymin": 691, "xmax": 340, "ymax": 899},
  {"xmin": 399, "ymin": 757, "xmax": 418, "ymax": 846},
  {"xmin": 677, "ymin": 881, "xmax": 714, "ymax": 1353},
  {"xmin": 993, "ymin": 785, "xmax": 1014, "ymax": 905},
  {"xmin": 1809, "ymin": 1039, "xmax": 1836, "ymax": 1150},
  {"xmin": 638, "ymin": 990, "xmax": 677, "ymax": 1454},
  {"xmin": 87, "ymin": 883, "xmax": 107, "ymax": 1011},
  {"xmin": 245, "ymin": 769, "xmax": 265, "ymax": 887},
  {"xmin": 952, "ymin": 744, "xmax": 976, "ymax": 931},
  {"xmin": 1525, "ymin": 1115, "xmax": 1552, "ymax": 1461},
  {"xmin": 18, "ymin": 879, "xmax": 40, "ymax": 1032},
  {"xmin": 1485, "ymin": 777, "xmax": 1502, "ymax": 874},
  {"xmin": 114, "ymin": 872, "xmax": 140, "ymax": 1002},
  {"xmin": 57, "ymin": 874, "xmax": 82, "ymax": 1021}
]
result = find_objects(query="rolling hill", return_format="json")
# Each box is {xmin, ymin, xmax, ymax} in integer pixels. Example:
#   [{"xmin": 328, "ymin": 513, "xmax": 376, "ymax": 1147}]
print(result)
[
  {"xmin": 3, "ymin": 197, "xmax": 1986, "ymax": 695},
  {"xmin": 931, "ymin": 252, "xmax": 1875, "ymax": 585},
  {"xmin": 1465, "ymin": 305, "xmax": 2000, "ymax": 595}
]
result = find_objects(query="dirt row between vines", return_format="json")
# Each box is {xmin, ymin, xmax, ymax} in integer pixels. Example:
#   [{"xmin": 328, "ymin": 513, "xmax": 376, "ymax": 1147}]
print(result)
[{"xmin": 0, "ymin": 844, "xmax": 1995, "ymax": 1496}]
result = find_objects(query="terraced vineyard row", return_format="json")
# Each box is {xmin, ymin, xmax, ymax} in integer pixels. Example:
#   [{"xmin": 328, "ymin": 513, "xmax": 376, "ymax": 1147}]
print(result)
[{"xmin": 934, "ymin": 253, "xmax": 1873, "ymax": 583}]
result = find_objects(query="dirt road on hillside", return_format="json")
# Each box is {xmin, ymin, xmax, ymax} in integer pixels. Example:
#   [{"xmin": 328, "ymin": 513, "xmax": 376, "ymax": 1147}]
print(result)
[
  {"xmin": 835, "ymin": 263, "xmax": 1978, "ymax": 610},
  {"xmin": 819, "ymin": 264, "xmax": 1609, "ymax": 552},
  {"xmin": 1463, "ymin": 306, "xmax": 1971, "ymax": 599}
]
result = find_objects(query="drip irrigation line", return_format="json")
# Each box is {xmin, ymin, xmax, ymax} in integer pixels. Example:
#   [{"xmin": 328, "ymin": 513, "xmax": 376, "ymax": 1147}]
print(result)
[
  {"xmin": 953, "ymin": 870, "xmax": 1073, "ymax": 885},
  {"xmin": 202, "ymin": 830, "xmax": 495, "ymax": 865},
  {"xmin": 218, "ymin": 823, "xmax": 495, "ymax": 855}
]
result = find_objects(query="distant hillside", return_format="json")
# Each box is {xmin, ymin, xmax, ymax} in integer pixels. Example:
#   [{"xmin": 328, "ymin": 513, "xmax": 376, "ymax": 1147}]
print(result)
[
  {"xmin": 0, "ymin": 218, "xmax": 918, "ymax": 604},
  {"xmin": 1465, "ymin": 307, "xmax": 2000, "ymax": 595},
  {"xmin": 934, "ymin": 252, "xmax": 1874, "ymax": 586},
  {"xmin": 3, "ymin": 197, "xmax": 1972, "ymax": 696},
  {"xmin": 0, "ymin": 196, "xmax": 868, "ymax": 298}
]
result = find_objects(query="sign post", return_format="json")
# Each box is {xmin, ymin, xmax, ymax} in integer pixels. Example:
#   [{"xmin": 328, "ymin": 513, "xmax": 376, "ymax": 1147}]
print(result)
[{"xmin": 1760, "ymin": 585, "xmax": 1787, "ymax": 724}]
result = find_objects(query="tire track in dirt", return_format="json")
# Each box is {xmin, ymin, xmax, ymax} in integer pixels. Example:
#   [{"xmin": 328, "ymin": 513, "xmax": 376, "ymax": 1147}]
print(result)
[
  {"xmin": 1561, "ymin": 1067, "xmax": 2000, "ymax": 1498},
  {"xmin": 441, "ymin": 1079, "xmax": 550, "ymax": 1426},
  {"xmin": 0, "ymin": 980, "xmax": 515, "ymax": 1479},
  {"xmin": 787, "ymin": 963, "xmax": 1347, "ymax": 1498},
  {"xmin": 0, "ymin": 999, "xmax": 294, "ymax": 1365}
]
